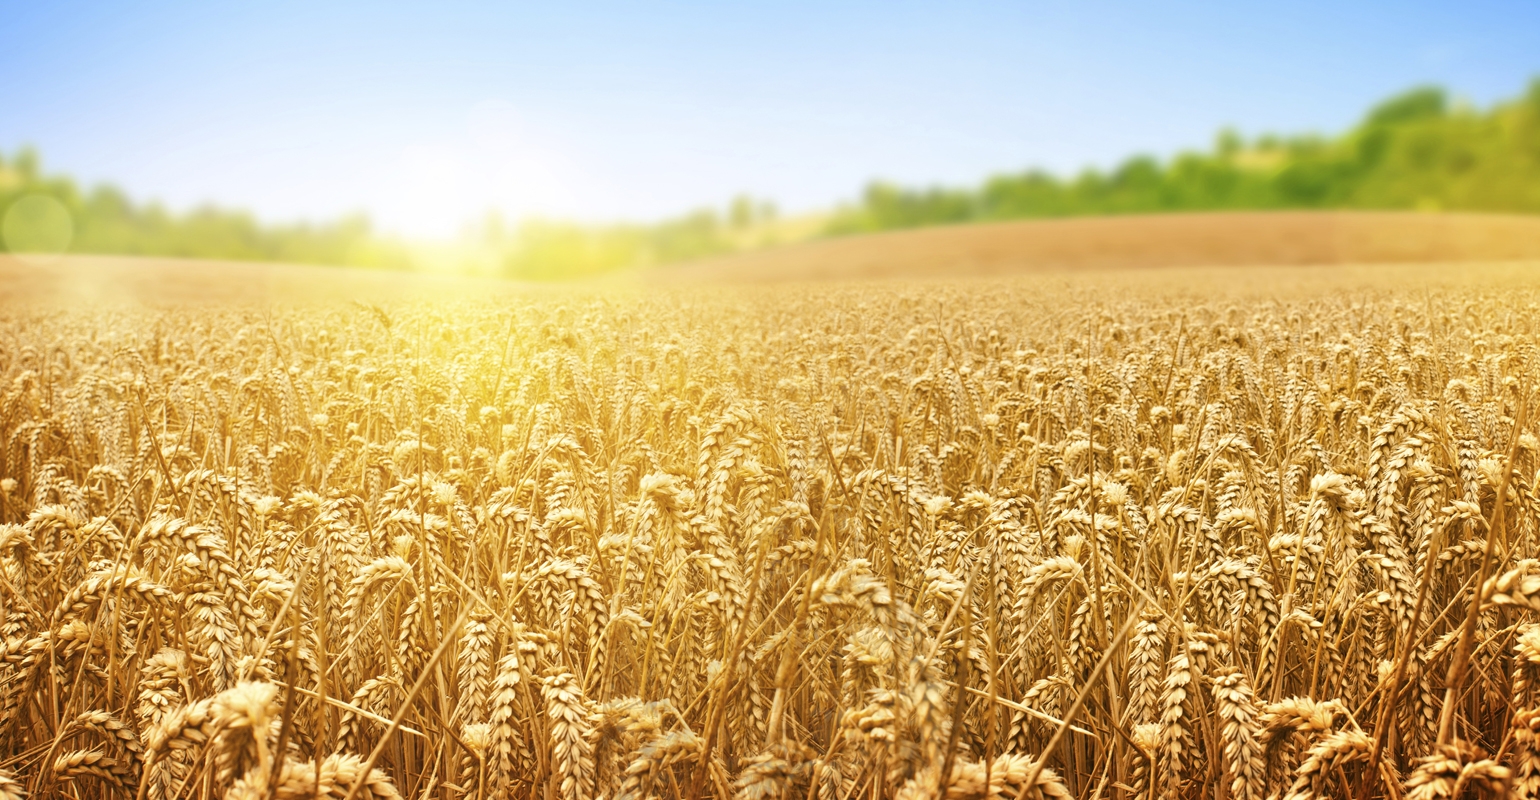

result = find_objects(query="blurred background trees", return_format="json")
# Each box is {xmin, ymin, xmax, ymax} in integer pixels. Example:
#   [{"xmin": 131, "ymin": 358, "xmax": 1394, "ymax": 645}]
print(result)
[
  {"xmin": 5, "ymin": 80, "xmax": 1540, "ymax": 278},
  {"xmin": 826, "ymin": 81, "xmax": 1540, "ymax": 233},
  {"xmin": 0, "ymin": 147, "xmax": 417, "ymax": 269}
]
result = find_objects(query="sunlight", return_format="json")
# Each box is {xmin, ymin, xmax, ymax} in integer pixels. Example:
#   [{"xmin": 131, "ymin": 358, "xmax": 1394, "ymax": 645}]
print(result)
[{"xmin": 5, "ymin": 5, "xmax": 1540, "ymax": 799}]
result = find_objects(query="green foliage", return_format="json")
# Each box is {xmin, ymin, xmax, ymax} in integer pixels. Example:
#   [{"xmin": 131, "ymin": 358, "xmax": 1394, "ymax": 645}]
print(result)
[
  {"xmin": 490, "ymin": 197, "xmax": 779, "ymax": 280},
  {"xmin": 0, "ymin": 148, "xmax": 415, "ymax": 269},
  {"xmin": 5, "ymin": 79, "xmax": 1540, "ymax": 278},
  {"xmin": 0, "ymin": 150, "xmax": 779, "ymax": 278},
  {"xmin": 825, "ymin": 80, "xmax": 1540, "ymax": 234}
]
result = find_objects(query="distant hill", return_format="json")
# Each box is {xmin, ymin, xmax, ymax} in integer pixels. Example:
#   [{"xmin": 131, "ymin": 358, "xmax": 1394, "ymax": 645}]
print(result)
[
  {"xmin": 4, "ymin": 80, "xmax": 1540, "ymax": 278},
  {"xmin": 662, "ymin": 211, "xmax": 1540, "ymax": 282}
]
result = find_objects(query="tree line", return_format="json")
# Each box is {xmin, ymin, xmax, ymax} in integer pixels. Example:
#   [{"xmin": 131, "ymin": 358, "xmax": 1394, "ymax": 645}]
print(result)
[
  {"xmin": 828, "ymin": 82, "xmax": 1540, "ymax": 233},
  {"xmin": 0, "ymin": 149, "xmax": 416, "ymax": 269},
  {"xmin": 3, "ymin": 80, "xmax": 1539, "ymax": 277}
]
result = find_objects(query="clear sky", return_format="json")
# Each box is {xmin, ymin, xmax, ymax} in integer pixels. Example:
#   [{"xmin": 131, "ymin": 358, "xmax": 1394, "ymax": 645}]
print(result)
[{"xmin": 3, "ymin": 1, "xmax": 1538, "ymax": 236}]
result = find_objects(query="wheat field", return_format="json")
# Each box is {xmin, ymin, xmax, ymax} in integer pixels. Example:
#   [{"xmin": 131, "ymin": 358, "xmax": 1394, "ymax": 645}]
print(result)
[{"xmin": 5, "ymin": 265, "xmax": 1540, "ymax": 800}]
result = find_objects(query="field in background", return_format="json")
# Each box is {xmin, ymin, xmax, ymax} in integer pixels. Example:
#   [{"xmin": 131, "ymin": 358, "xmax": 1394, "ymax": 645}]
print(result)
[
  {"xmin": 0, "ymin": 253, "xmax": 535, "ymax": 306},
  {"xmin": 665, "ymin": 210, "xmax": 1540, "ymax": 282},
  {"xmin": 8, "ymin": 210, "xmax": 1540, "ymax": 302},
  {"xmin": 8, "ymin": 81, "xmax": 1540, "ymax": 280}
]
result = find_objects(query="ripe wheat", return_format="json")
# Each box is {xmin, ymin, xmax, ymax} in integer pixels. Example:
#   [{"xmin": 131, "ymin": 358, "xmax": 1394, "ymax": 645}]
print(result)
[{"xmin": 3, "ymin": 272, "xmax": 1540, "ymax": 799}]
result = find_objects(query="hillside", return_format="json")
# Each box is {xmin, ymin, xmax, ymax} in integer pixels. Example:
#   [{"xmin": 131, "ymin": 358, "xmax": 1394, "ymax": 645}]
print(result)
[
  {"xmin": 0, "ymin": 253, "xmax": 528, "ymax": 306},
  {"xmin": 11, "ymin": 210, "xmax": 1539, "ymax": 304},
  {"xmin": 661, "ymin": 210, "xmax": 1540, "ymax": 282},
  {"xmin": 5, "ymin": 82, "xmax": 1540, "ymax": 279}
]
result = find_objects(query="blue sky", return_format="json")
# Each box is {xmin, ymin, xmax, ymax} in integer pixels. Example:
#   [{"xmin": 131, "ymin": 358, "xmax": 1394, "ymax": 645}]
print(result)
[{"xmin": 3, "ymin": 1, "xmax": 1538, "ymax": 236}]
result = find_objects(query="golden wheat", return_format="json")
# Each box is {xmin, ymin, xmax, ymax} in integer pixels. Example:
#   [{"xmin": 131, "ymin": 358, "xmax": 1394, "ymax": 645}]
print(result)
[{"xmin": 4, "ymin": 271, "xmax": 1540, "ymax": 799}]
